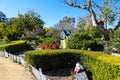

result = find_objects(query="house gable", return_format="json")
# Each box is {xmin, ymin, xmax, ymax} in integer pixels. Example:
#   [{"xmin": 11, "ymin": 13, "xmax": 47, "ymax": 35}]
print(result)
[{"xmin": 60, "ymin": 30, "xmax": 71, "ymax": 39}]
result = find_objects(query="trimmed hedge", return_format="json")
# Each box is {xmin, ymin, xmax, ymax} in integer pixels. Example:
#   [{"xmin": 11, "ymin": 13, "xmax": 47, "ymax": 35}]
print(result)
[
  {"xmin": 0, "ymin": 40, "xmax": 26, "ymax": 53},
  {"xmin": 25, "ymin": 50, "xmax": 120, "ymax": 80},
  {"xmin": 25, "ymin": 50, "xmax": 80, "ymax": 71}
]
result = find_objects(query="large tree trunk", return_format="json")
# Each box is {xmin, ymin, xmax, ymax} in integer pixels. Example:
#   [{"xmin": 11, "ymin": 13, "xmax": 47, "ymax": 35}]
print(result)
[
  {"xmin": 89, "ymin": 8, "xmax": 109, "ymax": 39},
  {"xmin": 65, "ymin": 0, "xmax": 109, "ymax": 39}
]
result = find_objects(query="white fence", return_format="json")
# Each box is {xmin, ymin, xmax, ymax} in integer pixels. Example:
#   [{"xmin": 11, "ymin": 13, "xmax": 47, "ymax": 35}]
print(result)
[{"xmin": 0, "ymin": 50, "xmax": 49, "ymax": 80}]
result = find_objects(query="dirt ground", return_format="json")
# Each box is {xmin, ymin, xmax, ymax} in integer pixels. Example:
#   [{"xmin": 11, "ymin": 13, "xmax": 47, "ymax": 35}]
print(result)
[
  {"xmin": 0, "ymin": 56, "xmax": 37, "ymax": 80},
  {"xmin": 45, "ymin": 68, "xmax": 76, "ymax": 80}
]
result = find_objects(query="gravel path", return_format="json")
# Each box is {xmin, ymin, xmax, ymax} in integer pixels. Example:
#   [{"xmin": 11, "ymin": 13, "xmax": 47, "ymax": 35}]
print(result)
[{"xmin": 0, "ymin": 56, "xmax": 37, "ymax": 80}]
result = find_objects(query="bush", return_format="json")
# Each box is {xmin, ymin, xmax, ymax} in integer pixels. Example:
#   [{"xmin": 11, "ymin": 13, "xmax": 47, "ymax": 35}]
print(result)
[
  {"xmin": 104, "ymin": 41, "xmax": 120, "ymax": 54},
  {"xmin": 66, "ymin": 32, "xmax": 92, "ymax": 49},
  {"xmin": 113, "ymin": 29, "xmax": 120, "ymax": 42},
  {"xmin": 0, "ymin": 40, "xmax": 26, "ymax": 53},
  {"xmin": 88, "ymin": 27, "xmax": 102, "ymax": 39},
  {"xmin": 25, "ymin": 50, "xmax": 80, "ymax": 71},
  {"xmin": 80, "ymin": 50, "xmax": 120, "ymax": 80},
  {"xmin": 66, "ymin": 32, "xmax": 104, "ymax": 51},
  {"xmin": 25, "ymin": 50, "xmax": 120, "ymax": 80}
]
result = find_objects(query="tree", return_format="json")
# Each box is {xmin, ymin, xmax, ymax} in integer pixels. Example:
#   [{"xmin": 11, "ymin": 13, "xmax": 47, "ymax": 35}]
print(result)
[
  {"xmin": 45, "ymin": 27, "xmax": 60, "ymax": 39},
  {"xmin": 54, "ymin": 16, "xmax": 77, "ymax": 33},
  {"xmin": 114, "ymin": 7, "xmax": 120, "ymax": 30},
  {"xmin": 0, "ymin": 22, "xmax": 11, "ymax": 40},
  {"xmin": 93, "ymin": 0, "xmax": 116, "ymax": 29},
  {"xmin": 77, "ymin": 15, "xmax": 92, "ymax": 31},
  {"xmin": 0, "ymin": 11, "xmax": 8, "ymax": 22},
  {"xmin": 88, "ymin": 27, "xmax": 102, "ymax": 39},
  {"xmin": 64, "ymin": 0, "xmax": 120, "ymax": 39},
  {"xmin": 10, "ymin": 11, "xmax": 45, "ymax": 40},
  {"xmin": 113, "ymin": 29, "xmax": 120, "ymax": 41},
  {"xmin": 0, "ymin": 11, "xmax": 45, "ymax": 40}
]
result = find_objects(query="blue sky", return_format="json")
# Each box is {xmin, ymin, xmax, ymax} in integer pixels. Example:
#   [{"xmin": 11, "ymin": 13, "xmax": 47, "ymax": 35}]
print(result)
[{"xmin": 0, "ymin": 0, "xmax": 91, "ymax": 27}]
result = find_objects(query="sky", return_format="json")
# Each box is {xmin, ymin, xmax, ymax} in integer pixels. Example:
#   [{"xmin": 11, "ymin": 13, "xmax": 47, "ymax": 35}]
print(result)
[{"xmin": 0, "ymin": 0, "xmax": 92, "ymax": 27}]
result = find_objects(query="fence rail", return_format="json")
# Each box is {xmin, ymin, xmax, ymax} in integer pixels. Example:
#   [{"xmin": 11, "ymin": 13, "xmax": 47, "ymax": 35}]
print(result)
[{"xmin": 0, "ymin": 50, "xmax": 49, "ymax": 80}]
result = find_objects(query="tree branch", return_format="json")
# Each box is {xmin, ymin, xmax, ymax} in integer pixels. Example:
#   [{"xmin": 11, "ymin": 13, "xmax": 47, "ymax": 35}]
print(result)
[
  {"xmin": 92, "ymin": 1, "xmax": 102, "ymax": 10},
  {"xmin": 88, "ymin": 0, "xmax": 91, "ymax": 8},
  {"xmin": 64, "ymin": 0, "xmax": 88, "ymax": 9}
]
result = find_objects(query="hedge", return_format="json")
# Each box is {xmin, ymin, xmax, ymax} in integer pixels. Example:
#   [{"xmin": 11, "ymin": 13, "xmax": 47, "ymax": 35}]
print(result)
[
  {"xmin": 0, "ymin": 40, "xmax": 26, "ymax": 53},
  {"xmin": 25, "ymin": 50, "xmax": 80, "ymax": 71},
  {"xmin": 25, "ymin": 50, "xmax": 120, "ymax": 80}
]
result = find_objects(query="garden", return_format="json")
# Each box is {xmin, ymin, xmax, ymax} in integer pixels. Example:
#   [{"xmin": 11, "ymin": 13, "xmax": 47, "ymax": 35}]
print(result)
[
  {"xmin": 0, "ymin": 0, "xmax": 120, "ymax": 79},
  {"xmin": 1, "ymin": 26, "xmax": 120, "ymax": 80}
]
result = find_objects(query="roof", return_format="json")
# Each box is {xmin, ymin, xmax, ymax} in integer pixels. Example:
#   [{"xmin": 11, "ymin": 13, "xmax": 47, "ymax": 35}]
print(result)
[{"xmin": 61, "ymin": 30, "xmax": 71, "ymax": 36}]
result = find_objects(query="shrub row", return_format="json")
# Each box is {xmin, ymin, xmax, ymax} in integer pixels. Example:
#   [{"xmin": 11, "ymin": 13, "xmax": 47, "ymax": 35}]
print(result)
[
  {"xmin": 79, "ymin": 50, "xmax": 120, "ymax": 80},
  {"xmin": 25, "ymin": 50, "xmax": 120, "ymax": 80},
  {"xmin": 25, "ymin": 50, "xmax": 80, "ymax": 71},
  {"xmin": 0, "ymin": 40, "xmax": 26, "ymax": 53}
]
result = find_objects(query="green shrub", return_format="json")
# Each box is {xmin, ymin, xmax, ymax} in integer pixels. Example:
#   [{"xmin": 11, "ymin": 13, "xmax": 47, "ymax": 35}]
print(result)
[
  {"xmin": 113, "ymin": 29, "xmax": 120, "ymax": 42},
  {"xmin": 80, "ymin": 50, "xmax": 120, "ymax": 80},
  {"xmin": 66, "ymin": 32, "xmax": 104, "ymax": 51},
  {"xmin": 25, "ymin": 50, "xmax": 120, "ymax": 80},
  {"xmin": 66, "ymin": 32, "xmax": 92, "ymax": 49},
  {"xmin": 25, "ymin": 50, "xmax": 80, "ymax": 71},
  {"xmin": 88, "ymin": 27, "xmax": 102, "ymax": 39},
  {"xmin": 104, "ymin": 41, "xmax": 120, "ymax": 54},
  {"xmin": 0, "ymin": 40, "xmax": 26, "ymax": 53}
]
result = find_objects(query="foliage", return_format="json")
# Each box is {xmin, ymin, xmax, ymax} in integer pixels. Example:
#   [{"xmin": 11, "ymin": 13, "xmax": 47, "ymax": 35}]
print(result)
[
  {"xmin": 53, "ymin": 16, "xmax": 77, "ymax": 33},
  {"xmin": 88, "ymin": 27, "xmax": 102, "ymax": 39},
  {"xmin": 113, "ymin": 29, "xmax": 120, "ymax": 42},
  {"xmin": 104, "ymin": 41, "xmax": 120, "ymax": 54},
  {"xmin": 0, "ymin": 11, "xmax": 8, "ymax": 22},
  {"xmin": 26, "ymin": 40, "xmax": 40, "ymax": 49},
  {"xmin": 66, "ymin": 27, "xmax": 103, "ymax": 51},
  {"xmin": 25, "ymin": 50, "xmax": 80, "ymax": 71},
  {"xmin": 25, "ymin": 50, "xmax": 120, "ymax": 80},
  {"xmin": 0, "ymin": 40, "xmax": 26, "ymax": 53},
  {"xmin": 45, "ymin": 27, "xmax": 60, "ymax": 39},
  {"xmin": 0, "ymin": 23, "xmax": 10, "ymax": 40},
  {"xmin": 0, "ymin": 10, "xmax": 45, "ymax": 40},
  {"xmin": 64, "ymin": 0, "xmax": 120, "ymax": 39},
  {"xmin": 77, "ymin": 16, "xmax": 92, "ymax": 31},
  {"xmin": 66, "ymin": 31, "xmax": 103, "ymax": 51},
  {"xmin": 95, "ymin": 0, "xmax": 116, "ymax": 29},
  {"xmin": 54, "ymin": 16, "xmax": 75, "ymax": 30},
  {"xmin": 17, "ymin": 11, "xmax": 45, "ymax": 40}
]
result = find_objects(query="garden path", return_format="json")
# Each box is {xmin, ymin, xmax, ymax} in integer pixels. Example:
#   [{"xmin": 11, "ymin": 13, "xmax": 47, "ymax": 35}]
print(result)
[{"xmin": 0, "ymin": 56, "xmax": 37, "ymax": 80}]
